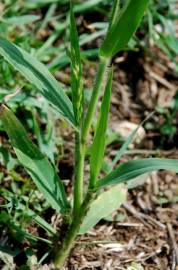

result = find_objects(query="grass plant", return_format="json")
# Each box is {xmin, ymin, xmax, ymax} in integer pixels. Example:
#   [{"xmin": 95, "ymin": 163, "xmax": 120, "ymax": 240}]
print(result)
[{"xmin": 0, "ymin": 0, "xmax": 178, "ymax": 268}]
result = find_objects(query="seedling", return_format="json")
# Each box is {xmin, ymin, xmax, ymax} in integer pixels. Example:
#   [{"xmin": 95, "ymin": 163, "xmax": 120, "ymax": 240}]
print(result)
[{"xmin": 0, "ymin": 0, "xmax": 178, "ymax": 268}]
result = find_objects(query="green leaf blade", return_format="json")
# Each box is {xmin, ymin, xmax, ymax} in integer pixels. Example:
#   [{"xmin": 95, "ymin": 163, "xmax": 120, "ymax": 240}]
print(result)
[
  {"xmin": 3, "ymin": 15, "xmax": 41, "ymax": 25},
  {"xmin": 20, "ymin": 204, "xmax": 56, "ymax": 236},
  {"xmin": 100, "ymin": 0, "xmax": 149, "ymax": 57},
  {"xmin": 111, "ymin": 113, "xmax": 154, "ymax": 172},
  {"xmin": 0, "ymin": 105, "xmax": 69, "ymax": 213},
  {"xmin": 90, "ymin": 69, "xmax": 113, "ymax": 186},
  {"xmin": 97, "ymin": 158, "xmax": 178, "ymax": 188},
  {"xmin": 79, "ymin": 185, "xmax": 127, "ymax": 234},
  {"xmin": 73, "ymin": 0, "xmax": 104, "ymax": 13},
  {"xmin": 0, "ymin": 39, "xmax": 76, "ymax": 127}
]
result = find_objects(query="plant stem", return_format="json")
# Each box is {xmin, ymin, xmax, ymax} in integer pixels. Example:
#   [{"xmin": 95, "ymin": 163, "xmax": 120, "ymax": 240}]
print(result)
[
  {"xmin": 82, "ymin": 56, "xmax": 110, "ymax": 144},
  {"xmin": 74, "ymin": 4, "xmax": 116, "ymax": 210},
  {"xmin": 73, "ymin": 56, "xmax": 110, "ymax": 215},
  {"xmin": 54, "ymin": 191, "xmax": 95, "ymax": 269},
  {"xmin": 73, "ymin": 131, "xmax": 85, "ymax": 216},
  {"xmin": 54, "ymin": 56, "xmax": 110, "ymax": 268}
]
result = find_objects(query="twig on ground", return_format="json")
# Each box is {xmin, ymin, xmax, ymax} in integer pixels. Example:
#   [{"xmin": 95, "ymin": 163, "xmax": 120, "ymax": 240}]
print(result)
[
  {"xmin": 167, "ymin": 223, "xmax": 178, "ymax": 268},
  {"xmin": 139, "ymin": 213, "xmax": 166, "ymax": 229},
  {"xmin": 123, "ymin": 202, "xmax": 166, "ymax": 229},
  {"xmin": 116, "ymin": 223, "xmax": 144, "ymax": 227},
  {"xmin": 123, "ymin": 202, "xmax": 152, "ymax": 228}
]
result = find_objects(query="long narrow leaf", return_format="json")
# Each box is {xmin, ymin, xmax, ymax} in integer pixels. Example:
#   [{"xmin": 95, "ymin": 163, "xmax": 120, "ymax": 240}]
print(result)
[
  {"xmin": 0, "ymin": 39, "xmax": 76, "ymax": 127},
  {"xmin": 28, "ymin": 209, "xmax": 56, "ymax": 236},
  {"xmin": 100, "ymin": 0, "xmax": 149, "ymax": 57},
  {"xmin": 19, "ymin": 205, "xmax": 56, "ymax": 236},
  {"xmin": 0, "ymin": 105, "xmax": 69, "ymax": 213},
  {"xmin": 3, "ymin": 15, "xmax": 41, "ymax": 25},
  {"xmin": 109, "ymin": 0, "xmax": 120, "ymax": 30},
  {"xmin": 74, "ymin": 0, "xmax": 104, "ymax": 13},
  {"xmin": 96, "ymin": 158, "xmax": 178, "ymax": 188},
  {"xmin": 111, "ymin": 112, "xmax": 154, "ymax": 171},
  {"xmin": 90, "ymin": 69, "xmax": 113, "ymax": 186},
  {"xmin": 70, "ymin": 5, "xmax": 83, "ymax": 125}
]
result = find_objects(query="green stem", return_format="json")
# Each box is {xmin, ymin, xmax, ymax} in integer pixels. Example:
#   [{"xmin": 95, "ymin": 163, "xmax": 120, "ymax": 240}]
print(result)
[
  {"xmin": 54, "ymin": 55, "xmax": 110, "ymax": 269},
  {"xmin": 73, "ymin": 131, "xmax": 85, "ymax": 216},
  {"xmin": 82, "ymin": 56, "xmax": 110, "ymax": 144},
  {"xmin": 54, "ymin": 191, "xmax": 95, "ymax": 268},
  {"xmin": 73, "ymin": 56, "xmax": 110, "ymax": 215}
]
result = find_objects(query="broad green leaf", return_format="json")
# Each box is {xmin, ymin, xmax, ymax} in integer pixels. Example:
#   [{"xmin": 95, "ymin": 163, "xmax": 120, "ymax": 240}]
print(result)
[
  {"xmin": 79, "ymin": 185, "xmax": 127, "ymax": 234},
  {"xmin": 90, "ymin": 69, "xmax": 112, "ymax": 186},
  {"xmin": 70, "ymin": 5, "xmax": 83, "ymax": 125},
  {"xmin": 96, "ymin": 158, "xmax": 178, "ymax": 188},
  {"xmin": 32, "ymin": 109, "xmax": 57, "ymax": 164},
  {"xmin": 100, "ymin": 0, "xmax": 149, "ymax": 57},
  {"xmin": 0, "ymin": 105, "xmax": 69, "ymax": 213},
  {"xmin": 0, "ymin": 39, "xmax": 76, "ymax": 127}
]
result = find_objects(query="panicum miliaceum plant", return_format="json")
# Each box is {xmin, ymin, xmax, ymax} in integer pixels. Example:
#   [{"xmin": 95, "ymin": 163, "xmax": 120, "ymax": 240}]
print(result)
[{"xmin": 0, "ymin": 0, "xmax": 178, "ymax": 268}]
